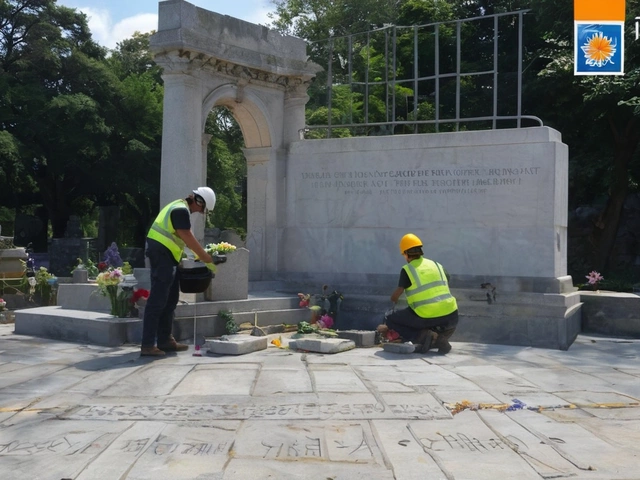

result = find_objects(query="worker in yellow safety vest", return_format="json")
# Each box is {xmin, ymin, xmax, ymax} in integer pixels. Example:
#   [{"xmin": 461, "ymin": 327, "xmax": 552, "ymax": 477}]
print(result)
[
  {"xmin": 140, "ymin": 187, "xmax": 216, "ymax": 357},
  {"xmin": 378, "ymin": 233, "xmax": 458, "ymax": 354}
]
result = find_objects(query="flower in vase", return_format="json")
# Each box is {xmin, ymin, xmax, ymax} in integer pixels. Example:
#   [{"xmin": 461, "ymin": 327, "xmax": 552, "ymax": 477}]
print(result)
[{"xmin": 585, "ymin": 271, "xmax": 604, "ymax": 291}]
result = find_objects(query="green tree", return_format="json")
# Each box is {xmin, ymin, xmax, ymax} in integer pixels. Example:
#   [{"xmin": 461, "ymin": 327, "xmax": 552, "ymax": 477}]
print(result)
[
  {"xmin": 0, "ymin": 0, "xmax": 115, "ymax": 237},
  {"xmin": 205, "ymin": 107, "xmax": 247, "ymax": 235}
]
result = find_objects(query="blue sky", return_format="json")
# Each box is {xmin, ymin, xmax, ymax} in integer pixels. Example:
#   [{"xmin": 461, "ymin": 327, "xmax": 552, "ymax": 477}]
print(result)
[{"xmin": 56, "ymin": 0, "xmax": 276, "ymax": 49}]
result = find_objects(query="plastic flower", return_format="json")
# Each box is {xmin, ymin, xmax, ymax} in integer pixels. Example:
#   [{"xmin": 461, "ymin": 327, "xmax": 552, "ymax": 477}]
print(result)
[
  {"xmin": 205, "ymin": 242, "xmax": 237, "ymax": 255},
  {"xmin": 131, "ymin": 289, "xmax": 150, "ymax": 304},
  {"xmin": 103, "ymin": 242, "xmax": 124, "ymax": 268},
  {"xmin": 297, "ymin": 293, "xmax": 310, "ymax": 308},
  {"xmin": 586, "ymin": 271, "xmax": 604, "ymax": 285},
  {"xmin": 96, "ymin": 268, "xmax": 124, "ymax": 288},
  {"xmin": 317, "ymin": 314, "xmax": 334, "ymax": 329}
]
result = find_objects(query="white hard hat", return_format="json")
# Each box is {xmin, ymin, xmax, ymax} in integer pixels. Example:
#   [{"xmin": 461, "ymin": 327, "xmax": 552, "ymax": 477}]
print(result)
[{"xmin": 193, "ymin": 187, "xmax": 216, "ymax": 210}]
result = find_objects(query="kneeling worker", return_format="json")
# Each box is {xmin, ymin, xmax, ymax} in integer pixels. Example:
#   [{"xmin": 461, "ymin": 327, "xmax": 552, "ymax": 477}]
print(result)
[
  {"xmin": 380, "ymin": 233, "xmax": 458, "ymax": 354},
  {"xmin": 141, "ymin": 187, "xmax": 217, "ymax": 357}
]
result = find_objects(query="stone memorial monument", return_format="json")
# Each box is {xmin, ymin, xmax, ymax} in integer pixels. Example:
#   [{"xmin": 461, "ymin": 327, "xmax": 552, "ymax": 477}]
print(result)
[{"xmin": 149, "ymin": 0, "xmax": 578, "ymax": 348}]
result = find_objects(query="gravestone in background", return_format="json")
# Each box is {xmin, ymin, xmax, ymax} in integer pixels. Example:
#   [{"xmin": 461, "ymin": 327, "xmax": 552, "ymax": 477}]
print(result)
[{"xmin": 48, "ymin": 216, "xmax": 96, "ymax": 277}]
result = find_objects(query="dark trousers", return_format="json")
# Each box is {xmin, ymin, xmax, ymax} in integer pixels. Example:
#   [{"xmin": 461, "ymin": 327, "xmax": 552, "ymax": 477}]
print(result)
[
  {"xmin": 385, "ymin": 307, "xmax": 458, "ymax": 344},
  {"xmin": 141, "ymin": 246, "xmax": 180, "ymax": 347}
]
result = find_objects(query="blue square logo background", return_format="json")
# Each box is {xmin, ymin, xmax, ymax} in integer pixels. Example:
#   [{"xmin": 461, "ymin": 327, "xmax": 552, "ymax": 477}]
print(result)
[{"xmin": 575, "ymin": 23, "xmax": 624, "ymax": 75}]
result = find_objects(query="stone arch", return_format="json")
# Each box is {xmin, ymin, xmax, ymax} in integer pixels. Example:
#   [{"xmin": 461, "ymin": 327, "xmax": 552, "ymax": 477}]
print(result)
[
  {"xmin": 149, "ymin": 0, "xmax": 320, "ymax": 278},
  {"xmin": 202, "ymin": 84, "xmax": 272, "ymax": 149}
]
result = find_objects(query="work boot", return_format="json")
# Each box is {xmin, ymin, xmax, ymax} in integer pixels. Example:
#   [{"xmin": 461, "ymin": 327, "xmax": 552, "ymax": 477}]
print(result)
[
  {"xmin": 415, "ymin": 329, "xmax": 437, "ymax": 353},
  {"xmin": 433, "ymin": 327, "xmax": 456, "ymax": 355},
  {"xmin": 157, "ymin": 335, "xmax": 189, "ymax": 352},
  {"xmin": 140, "ymin": 346, "xmax": 166, "ymax": 357}
]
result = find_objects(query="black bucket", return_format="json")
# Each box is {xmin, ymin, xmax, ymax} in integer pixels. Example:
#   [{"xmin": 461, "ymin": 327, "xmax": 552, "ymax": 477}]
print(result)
[{"xmin": 178, "ymin": 264, "xmax": 213, "ymax": 293}]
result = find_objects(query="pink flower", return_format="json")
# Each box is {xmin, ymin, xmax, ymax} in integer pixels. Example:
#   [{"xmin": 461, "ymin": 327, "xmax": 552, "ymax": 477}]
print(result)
[
  {"xmin": 317, "ymin": 314, "xmax": 333, "ymax": 329},
  {"xmin": 586, "ymin": 271, "xmax": 603, "ymax": 285}
]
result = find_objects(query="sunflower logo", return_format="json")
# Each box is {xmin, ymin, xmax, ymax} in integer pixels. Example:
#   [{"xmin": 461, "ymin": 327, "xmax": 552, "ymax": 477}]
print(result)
[{"xmin": 581, "ymin": 31, "xmax": 617, "ymax": 68}]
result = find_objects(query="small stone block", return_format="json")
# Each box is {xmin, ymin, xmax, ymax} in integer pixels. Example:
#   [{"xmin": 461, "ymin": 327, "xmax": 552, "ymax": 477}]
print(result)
[
  {"xmin": 382, "ymin": 342, "xmax": 416, "ymax": 354},
  {"xmin": 337, "ymin": 329, "xmax": 376, "ymax": 347},
  {"xmin": 206, "ymin": 334, "xmax": 268, "ymax": 355},
  {"xmin": 292, "ymin": 337, "xmax": 355, "ymax": 354}
]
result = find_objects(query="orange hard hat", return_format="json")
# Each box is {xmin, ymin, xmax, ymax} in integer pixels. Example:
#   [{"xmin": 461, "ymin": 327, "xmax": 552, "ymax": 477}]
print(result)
[{"xmin": 399, "ymin": 233, "xmax": 422, "ymax": 254}]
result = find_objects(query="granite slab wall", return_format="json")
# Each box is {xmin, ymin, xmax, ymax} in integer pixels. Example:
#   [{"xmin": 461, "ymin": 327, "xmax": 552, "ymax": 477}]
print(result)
[{"xmin": 278, "ymin": 127, "xmax": 568, "ymax": 293}]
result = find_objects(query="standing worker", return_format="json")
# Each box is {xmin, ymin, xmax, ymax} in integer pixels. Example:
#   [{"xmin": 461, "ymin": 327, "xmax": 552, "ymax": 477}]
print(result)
[
  {"xmin": 140, "ymin": 187, "xmax": 217, "ymax": 357},
  {"xmin": 379, "ymin": 233, "xmax": 458, "ymax": 354}
]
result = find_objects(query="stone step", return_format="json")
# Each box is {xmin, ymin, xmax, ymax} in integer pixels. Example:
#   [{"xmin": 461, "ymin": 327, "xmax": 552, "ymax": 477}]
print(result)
[
  {"xmin": 173, "ymin": 307, "xmax": 310, "ymax": 341},
  {"xmin": 14, "ymin": 306, "xmax": 141, "ymax": 347}
]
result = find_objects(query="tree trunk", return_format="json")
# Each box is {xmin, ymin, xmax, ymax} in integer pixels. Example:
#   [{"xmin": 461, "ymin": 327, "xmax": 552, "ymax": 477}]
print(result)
[
  {"xmin": 590, "ymin": 117, "xmax": 639, "ymax": 272},
  {"xmin": 36, "ymin": 175, "xmax": 70, "ymax": 238}
]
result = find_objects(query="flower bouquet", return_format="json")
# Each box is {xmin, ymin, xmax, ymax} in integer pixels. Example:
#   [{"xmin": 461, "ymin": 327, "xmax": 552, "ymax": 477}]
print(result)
[
  {"xmin": 585, "ymin": 271, "xmax": 604, "ymax": 291},
  {"xmin": 0, "ymin": 298, "xmax": 6, "ymax": 311},
  {"xmin": 205, "ymin": 242, "xmax": 237, "ymax": 255},
  {"xmin": 96, "ymin": 268, "xmax": 131, "ymax": 317}
]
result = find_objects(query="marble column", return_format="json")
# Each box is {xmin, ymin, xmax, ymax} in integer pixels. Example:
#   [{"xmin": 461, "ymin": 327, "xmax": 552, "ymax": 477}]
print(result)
[{"xmin": 159, "ymin": 72, "xmax": 204, "ymax": 209}]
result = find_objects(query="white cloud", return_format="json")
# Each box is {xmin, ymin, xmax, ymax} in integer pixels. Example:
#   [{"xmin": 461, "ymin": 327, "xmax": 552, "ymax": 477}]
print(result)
[
  {"xmin": 243, "ymin": 7, "xmax": 272, "ymax": 27},
  {"xmin": 80, "ymin": 7, "xmax": 158, "ymax": 50}
]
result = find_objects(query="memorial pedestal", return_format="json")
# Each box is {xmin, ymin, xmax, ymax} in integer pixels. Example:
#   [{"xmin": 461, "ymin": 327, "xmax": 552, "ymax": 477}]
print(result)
[{"xmin": 205, "ymin": 248, "xmax": 249, "ymax": 301}]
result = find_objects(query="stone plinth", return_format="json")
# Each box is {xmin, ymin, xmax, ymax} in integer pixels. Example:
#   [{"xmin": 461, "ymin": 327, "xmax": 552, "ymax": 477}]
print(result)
[
  {"xmin": 581, "ymin": 291, "xmax": 640, "ymax": 338},
  {"xmin": 0, "ymin": 246, "xmax": 27, "ymax": 278},
  {"xmin": 57, "ymin": 283, "xmax": 111, "ymax": 312},
  {"xmin": 205, "ymin": 248, "xmax": 249, "ymax": 301}
]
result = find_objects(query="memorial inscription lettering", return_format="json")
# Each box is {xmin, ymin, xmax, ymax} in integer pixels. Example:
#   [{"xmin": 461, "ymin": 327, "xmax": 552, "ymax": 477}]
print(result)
[{"xmin": 300, "ymin": 167, "xmax": 542, "ymax": 195}]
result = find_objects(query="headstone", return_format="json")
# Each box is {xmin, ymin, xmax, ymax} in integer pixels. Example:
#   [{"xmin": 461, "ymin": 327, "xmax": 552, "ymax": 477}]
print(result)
[
  {"xmin": 205, "ymin": 247, "xmax": 249, "ymax": 301},
  {"xmin": 65, "ymin": 215, "xmax": 83, "ymax": 238},
  {"xmin": 97, "ymin": 206, "xmax": 120, "ymax": 254}
]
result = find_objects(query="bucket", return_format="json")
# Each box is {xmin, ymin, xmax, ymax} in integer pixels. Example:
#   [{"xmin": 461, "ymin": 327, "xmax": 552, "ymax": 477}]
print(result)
[{"xmin": 178, "ymin": 261, "xmax": 213, "ymax": 293}]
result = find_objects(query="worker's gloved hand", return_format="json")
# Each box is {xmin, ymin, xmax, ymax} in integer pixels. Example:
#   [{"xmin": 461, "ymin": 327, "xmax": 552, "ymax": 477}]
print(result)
[
  {"xmin": 212, "ymin": 254, "xmax": 227, "ymax": 265},
  {"xmin": 205, "ymin": 262, "xmax": 217, "ymax": 273}
]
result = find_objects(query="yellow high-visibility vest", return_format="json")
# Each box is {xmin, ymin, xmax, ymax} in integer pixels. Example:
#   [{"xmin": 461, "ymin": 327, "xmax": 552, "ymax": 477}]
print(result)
[
  {"xmin": 147, "ymin": 199, "xmax": 188, "ymax": 262},
  {"xmin": 403, "ymin": 257, "xmax": 457, "ymax": 318}
]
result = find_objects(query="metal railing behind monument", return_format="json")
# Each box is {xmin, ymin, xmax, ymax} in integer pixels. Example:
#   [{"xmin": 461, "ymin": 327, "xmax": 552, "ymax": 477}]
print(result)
[{"xmin": 304, "ymin": 10, "xmax": 543, "ymax": 139}]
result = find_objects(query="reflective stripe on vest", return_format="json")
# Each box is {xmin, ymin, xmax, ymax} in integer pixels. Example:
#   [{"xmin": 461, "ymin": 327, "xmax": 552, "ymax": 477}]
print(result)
[
  {"xmin": 147, "ymin": 199, "xmax": 188, "ymax": 262},
  {"xmin": 403, "ymin": 258, "xmax": 458, "ymax": 318}
]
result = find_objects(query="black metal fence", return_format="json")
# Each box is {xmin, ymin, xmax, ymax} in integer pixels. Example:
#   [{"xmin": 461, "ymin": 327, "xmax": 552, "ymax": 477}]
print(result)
[{"xmin": 305, "ymin": 10, "xmax": 543, "ymax": 138}]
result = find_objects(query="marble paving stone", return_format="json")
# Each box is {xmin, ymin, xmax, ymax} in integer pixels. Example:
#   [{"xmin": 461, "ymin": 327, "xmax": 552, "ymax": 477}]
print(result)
[
  {"xmin": 233, "ymin": 420, "xmax": 386, "ymax": 465},
  {"xmin": 570, "ymin": 417, "xmax": 640, "ymax": 450},
  {"xmin": 223, "ymin": 458, "xmax": 394, "ymax": 480},
  {"xmin": 426, "ymin": 387, "xmax": 502, "ymax": 406},
  {"xmin": 374, "ymin": 414, "xmax": 542, "ymax": 480},
  {"xmin": 0, "ymin": 367, "xmax": 93, "ymax": 397},
  {"xmin": 170, "ymin": 364, "xmax": 259, "ymax": 396},
  {"xmin": 66, "ymin": 365, "xmax": 147, "ymax": 395},
  {"xmin": 453, "ymin": 365, "xmax": 541, "ymax": 402},
  {"xmin": 99, "ymin": 364, "xmax": 194, "ymax": 397},
  {"xmin": 505, "ymin": 409, "xmax": 640, "ymax": 476},
  {"xmin": 475, "ymin": 410, "xmax": 579, "ymax": 478},
  {"xmin": 553, "ymin": 390, "xmax": 640, "ymax": 407},
  {"xmin": 582, "ymin": 407, "xmax": 640, "ymax": 420},
  {"xmin": 310, "ymin": 365, "xmax": 369, "ymax": 393},
  {"xmin": 0, "ymin": 419, "xmax": 132, "ymax": 480},
  {"xmin": 252, "ymin": 367, "xmax": 313, "ymax": 396},
  {"xmin": 77, "ymin": 422, "xmax": 239, "ymax": 480},
  {"xmin": 509, "ymin": 366, "xmax": 613, "ymax": 392},
  {"xmin": 381, "ymin": 392, "xmax": 452, "ymax": 420},
  {"xmin": 369, "ymin": 380, "xmax": 415, "ymax": 393},
  {"xmin": 0, "ymin": 363, "xmax": 69, "ymax": 389}
]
